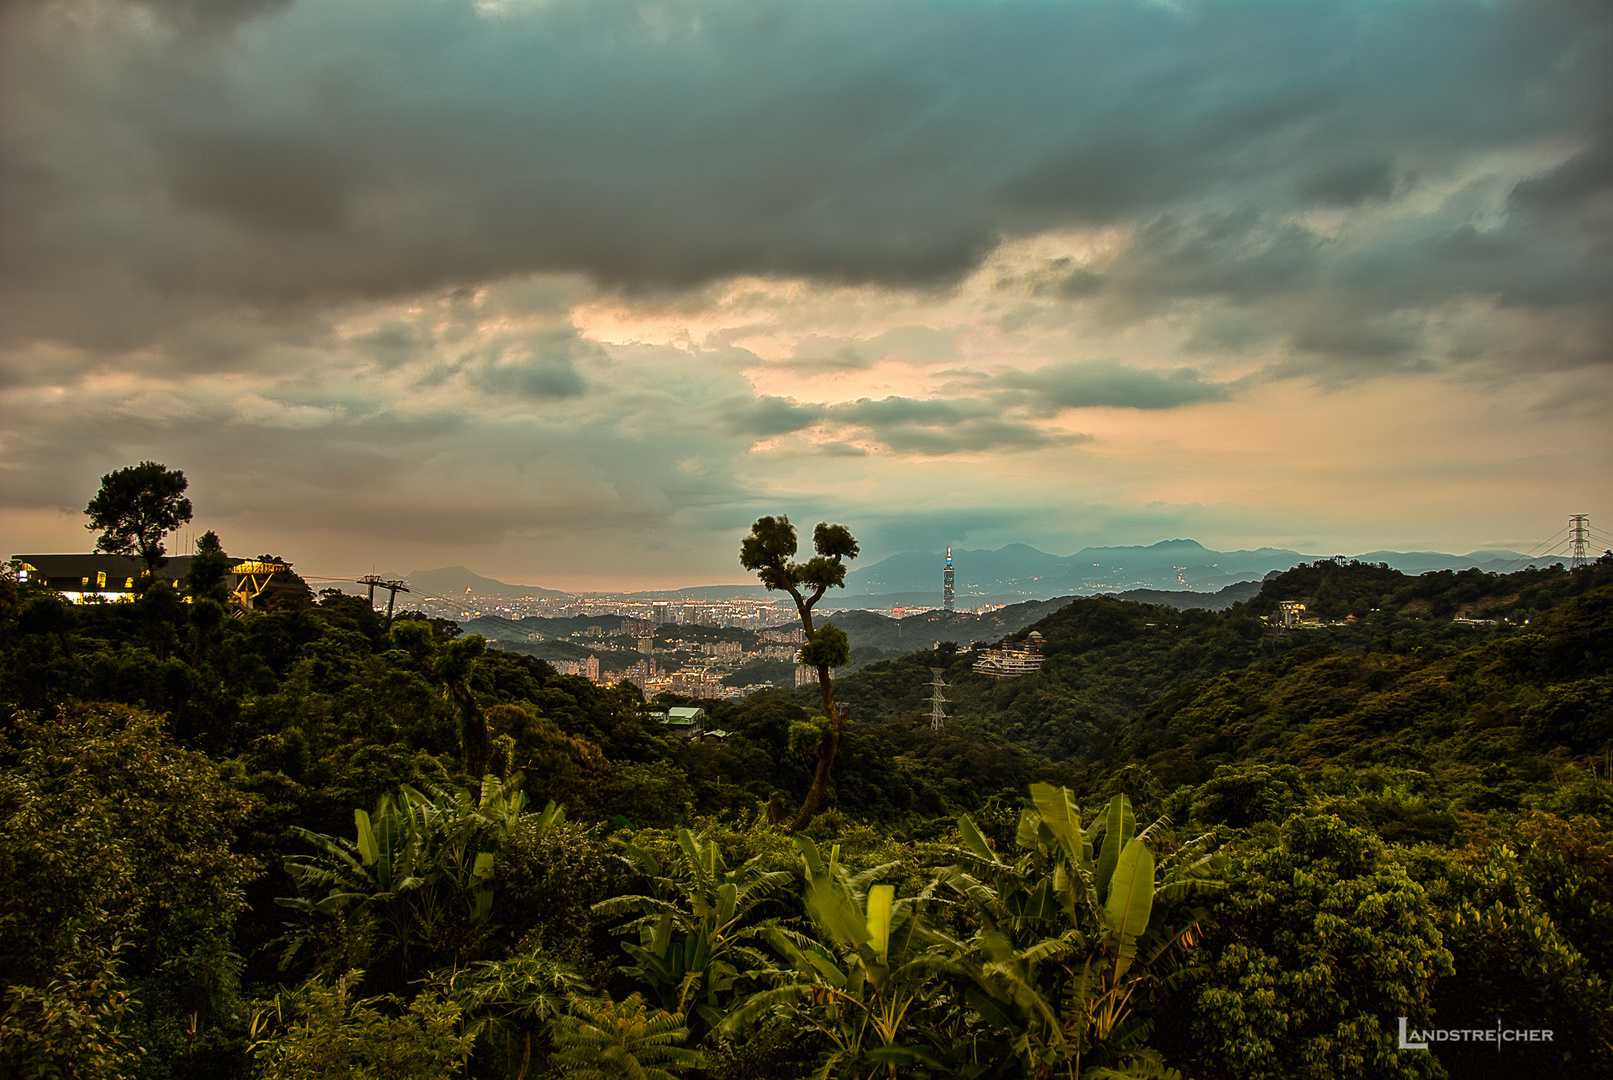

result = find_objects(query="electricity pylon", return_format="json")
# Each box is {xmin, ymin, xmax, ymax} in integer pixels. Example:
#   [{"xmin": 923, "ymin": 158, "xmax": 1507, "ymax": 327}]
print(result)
[
  {"xmin": 1569, "ymin": 514, "xmax": 1591, "ymax": 569},
  {"xmin": 928, "ymin": 667, "xmax": 949, "ymax": 731}
]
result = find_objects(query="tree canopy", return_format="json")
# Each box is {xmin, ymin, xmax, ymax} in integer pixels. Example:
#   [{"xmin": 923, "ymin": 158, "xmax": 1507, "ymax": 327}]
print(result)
[{"xmin": 83, "ymin": 461, "xmax": 194, "ymax": 577}]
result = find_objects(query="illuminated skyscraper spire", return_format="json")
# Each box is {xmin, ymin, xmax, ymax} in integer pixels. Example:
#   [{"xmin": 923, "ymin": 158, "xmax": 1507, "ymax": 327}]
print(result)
[{"xmin": 943, "ymin": 546, "xmax": 954, "ymax": 611}]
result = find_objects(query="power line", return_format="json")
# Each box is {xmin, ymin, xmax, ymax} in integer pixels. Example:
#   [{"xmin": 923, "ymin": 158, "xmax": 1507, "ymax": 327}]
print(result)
[
  {"xmin": 1494, "ymin": 524, "xmax": 1573, "ymax": 574},
  {"xmin": 1495, "ymin": 515, "xmax": 1607, "ymax": 573}
]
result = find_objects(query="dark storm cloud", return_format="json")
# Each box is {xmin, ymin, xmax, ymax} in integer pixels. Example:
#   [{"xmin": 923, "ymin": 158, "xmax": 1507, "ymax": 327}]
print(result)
[
  {"xmin": 354, "ymin": 322, "xmax": 430, "ymax": 369},
  {"xmin": 136, "ymin": 0, "xmax": 296, "ymax": 32},
  {"xmin": 717, "ymin": 394, "xmax": 826, "ymax": 437},
  {"xmin": 463, "ymin": 328, "xmax": 599, "ymax": 401},
  {"xmin": 1104, "ymin": 211, "xmax": 1328, "ymax": 305},
  {"xmin": 470, "ymin": 356, "xmax": 588, "ymax": 401},
  {"xmin": 163, "ymin": 128, "xmax": 351, "ymax": 233},
  {"xmin": 718, "ymin": 351, "xmax": 1221, "ymax": 455},
  {"xmin": 991, "ymin": 360, "xmax": 1229, "ymax": 411},
  {"xmin": 718, "ymin": 391, "xmax": 1079, "ymax": 454},
  {"xmin": 3, "ymin": 0, "xmax": 1608, "ymax": 361},
  {"xmin": 1296, "ymin": 153, "xmax": 1397, "ymax": 207},
  {"xmin": 1031, "ymin": 262, "xmax": 1105, "ymax": 299},
  {"xmin": 1507, "ymin": 137, "xmax": 1613, "ymax": 235},
  {"xmin": 825, "ymin": 396, "xmax": 1071, "ymax": 455}
]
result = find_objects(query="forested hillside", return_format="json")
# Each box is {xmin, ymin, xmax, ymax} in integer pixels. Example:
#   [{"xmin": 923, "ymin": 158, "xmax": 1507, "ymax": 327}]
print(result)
[{"xmin": 2, "ymin": 555, "xmax": 1610, "ymax": 1079}]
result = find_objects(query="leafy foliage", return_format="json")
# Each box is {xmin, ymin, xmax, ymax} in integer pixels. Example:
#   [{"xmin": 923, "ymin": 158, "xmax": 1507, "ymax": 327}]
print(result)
[
  {"xmin": 551, "ymin": 993, "xmax": 702, "ymax": 1080},
  {"xmin": 595, "ymin": 827, "xmax": 792, "ymax": 1031},
  {"xmin": 1167, "ymin": 815, "xmax": 1453, "ymax": 1080},
  {"xmin": 247, "ymin": 971, "xmax": 474, "ymax": 1080},
  {"xmin": 940, "ymin": 786, "xmax": 1220, "ymax": 1079},
  {"xmin": 723, "ymin": 833, "xmax": 959, "ymax": 1079},
  {"xmin": 0, "ymin": 704, "xmax": 258, "ymax": 1080},
  {"xmin": 277, "ymin": 776, "xmax": 561, "ymax": 989}
]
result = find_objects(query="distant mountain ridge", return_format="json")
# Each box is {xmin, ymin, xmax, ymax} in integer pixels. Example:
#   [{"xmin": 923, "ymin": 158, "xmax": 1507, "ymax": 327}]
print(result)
[
  {"xmin": 371, "ymin": 542, "xmax": 1547, "ymax": 606},
  {"xmin": 388, "ymin": 566, "xmax": 566, "ymax": 599},
  {"xmin": 843, "ymin": 539, "xmax": 1543, "ymax": 603}
]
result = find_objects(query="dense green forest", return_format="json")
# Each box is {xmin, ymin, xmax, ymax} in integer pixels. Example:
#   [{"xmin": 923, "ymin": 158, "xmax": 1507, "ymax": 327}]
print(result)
[{"xmin": 3, "ymin": 547, "xmax": 1612, "ymax": 1079}]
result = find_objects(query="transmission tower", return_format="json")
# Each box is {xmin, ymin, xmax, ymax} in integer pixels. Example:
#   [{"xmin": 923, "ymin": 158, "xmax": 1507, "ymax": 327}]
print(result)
[
  {"xmin": 928, "ymin": 667, "xmax": 949, "ymax": 731},
  {"xmin": 1569, "ymin": 515, "xmax": 1591, "ymax": 569}
]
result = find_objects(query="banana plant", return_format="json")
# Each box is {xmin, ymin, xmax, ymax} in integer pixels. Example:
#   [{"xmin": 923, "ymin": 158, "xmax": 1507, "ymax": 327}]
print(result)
[
  {"xmin": 279, "ymin": 774, "xmax": 562, "ymax": 980},
  {"xmin": 720, "ymin": 835, "xmax": 963, "ymax": 1078},
  {"xmin": 943, "ymin": 784, "xmax": 1224, "ymax": 1080},
  {"xmin": 592, "ymin": 827, "xmax": 793, "ymax": 1033}
]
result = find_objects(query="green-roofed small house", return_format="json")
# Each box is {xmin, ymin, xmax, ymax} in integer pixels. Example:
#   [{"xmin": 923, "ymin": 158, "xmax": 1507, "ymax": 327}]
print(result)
[{"xmin": 661, "ymin": 706, "xmax": 706, "ymax": 740}]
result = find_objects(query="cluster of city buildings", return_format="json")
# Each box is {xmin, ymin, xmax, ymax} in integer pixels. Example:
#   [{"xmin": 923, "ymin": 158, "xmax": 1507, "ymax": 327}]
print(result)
[
  {"xmin": 541, "ymin": 621, "xmax": 806, "ymax": 701},
  {"xmin": 426, "ymin": 593, "xmax": 788, "ymax": 629}
]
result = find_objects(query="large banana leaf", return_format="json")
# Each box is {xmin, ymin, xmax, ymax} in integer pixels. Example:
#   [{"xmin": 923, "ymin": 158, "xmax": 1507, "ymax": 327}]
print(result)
[
  {"xmin": 677, "ymin": 829, "xmax": 709, "ymax": 907},
  {"xmin": 1095, "ymin": 794, "xmax": 1136, "ymax": 903},
  {"xmin": 805, "ymin": 875, "xmax": 873, "ymax": 953},
  {"xmin": 1016, "ymin": 805, "xmax": 1044, "ymax": 852},
  {"xmin": 958, "ymin": 815, "xmax": 1001, "ymax": 865},
  {"xmin": 865, "ymin": 884, "xmax": 894, "ymax": 964},
  {"xmin": 715, "ymin": 881, "xmax": 738, "ymax": 926},
  {"xmin": 1101, "ymin": 837, "xmax": 1155, "ymax": 978},
  {"xmin": 1030, "ymin": 782, "xmax": 1085, "ymax": 867},
  {"xmin": 796, "ymin": 833, "xmax": 829, "ymax": 878},
  {"xmin": 355, "ymin": 808, "xmax": 379, "ymax": 864}
]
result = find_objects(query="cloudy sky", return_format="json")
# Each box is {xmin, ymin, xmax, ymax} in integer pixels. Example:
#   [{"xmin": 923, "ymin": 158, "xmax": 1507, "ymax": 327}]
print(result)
[{"xmin": 2, "ymin": 0, "xmax": 1609, "ymax": 589}]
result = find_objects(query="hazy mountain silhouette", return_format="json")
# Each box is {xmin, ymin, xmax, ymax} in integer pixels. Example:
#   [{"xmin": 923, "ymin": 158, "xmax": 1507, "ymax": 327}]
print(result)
[{"xmin": 371, "ymin": 542, "xmax": 1544, "ymax": 607}]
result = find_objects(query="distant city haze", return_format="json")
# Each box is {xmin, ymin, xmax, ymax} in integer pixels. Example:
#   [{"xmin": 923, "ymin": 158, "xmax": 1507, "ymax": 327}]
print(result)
[{"xmin": 350, "ymin": 539, "xmax": 1565, "ymax": 615}]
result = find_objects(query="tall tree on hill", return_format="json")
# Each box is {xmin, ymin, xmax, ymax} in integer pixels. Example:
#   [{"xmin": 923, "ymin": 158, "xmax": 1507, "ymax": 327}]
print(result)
[
  {"xmin": 740, "ymin": 515, "xmax": 858, "ymax": 832},
  {"xmin": 83, "ymin": 461, "xmax": 193, "ymax": 579}
]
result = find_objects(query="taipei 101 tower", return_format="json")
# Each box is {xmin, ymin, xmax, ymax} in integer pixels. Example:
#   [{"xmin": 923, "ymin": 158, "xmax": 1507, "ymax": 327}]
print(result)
[{"xmin": 943, "ymin": 547, "xmax": 955, "ymax": 611}]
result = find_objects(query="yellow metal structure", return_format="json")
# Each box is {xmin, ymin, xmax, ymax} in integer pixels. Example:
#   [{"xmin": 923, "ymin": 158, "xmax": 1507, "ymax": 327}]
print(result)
[{"xmin": 230, "ymin": 560, "xmax": 291, "ymax": 614}]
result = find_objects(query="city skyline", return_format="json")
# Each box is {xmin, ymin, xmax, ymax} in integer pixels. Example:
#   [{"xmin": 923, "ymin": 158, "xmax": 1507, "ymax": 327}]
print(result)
[{"xmin": 2, "ymin": 0, "xmax": 1609, "ymax": 591}]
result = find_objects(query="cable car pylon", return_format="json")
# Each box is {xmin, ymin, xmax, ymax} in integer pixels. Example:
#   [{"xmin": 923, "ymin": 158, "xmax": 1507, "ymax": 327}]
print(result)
[{"xmin": 357, "ymin": 574, "xmax": 411, "ymax": 626}]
